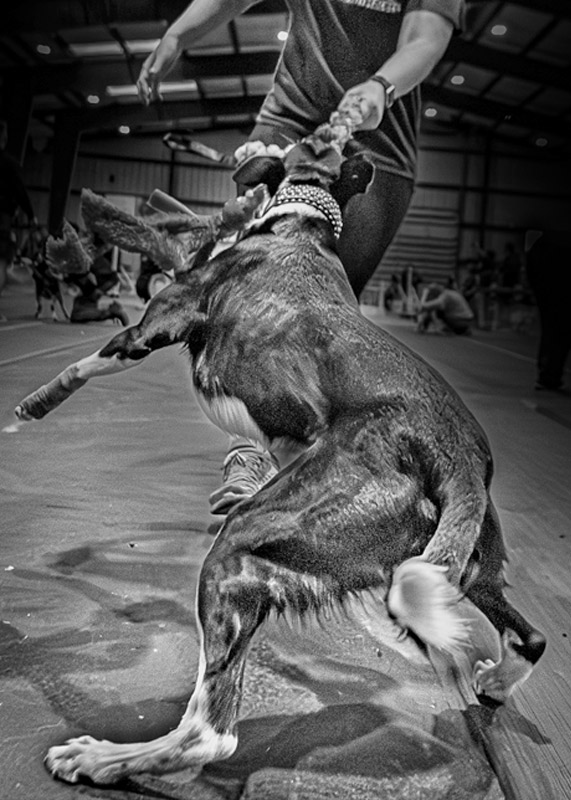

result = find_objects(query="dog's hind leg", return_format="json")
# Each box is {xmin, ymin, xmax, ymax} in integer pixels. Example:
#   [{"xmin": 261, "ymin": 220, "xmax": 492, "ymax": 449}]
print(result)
[
  {"xmin": 45, "ymin": 541, "xmax": 280, "ymax": 784},
  {"xmin": 465, "ymin": 503, "xmax": 546, "ymax": 702}
]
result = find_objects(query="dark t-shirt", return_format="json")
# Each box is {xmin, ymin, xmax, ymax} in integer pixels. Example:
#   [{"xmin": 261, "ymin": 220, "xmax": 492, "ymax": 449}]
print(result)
[{"xmin": 257, "ymin": 0, "xmax": 464, "ymax": 179}]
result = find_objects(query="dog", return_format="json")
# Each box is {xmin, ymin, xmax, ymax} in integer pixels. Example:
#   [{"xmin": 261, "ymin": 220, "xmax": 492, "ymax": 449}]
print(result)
[
  {"xmin": 30, "ymin": 253, "xmax": 70, "ymax": 321},
  {"xmin": 14, "ymin": 119, "xmax": 545, "ymax": 785}
]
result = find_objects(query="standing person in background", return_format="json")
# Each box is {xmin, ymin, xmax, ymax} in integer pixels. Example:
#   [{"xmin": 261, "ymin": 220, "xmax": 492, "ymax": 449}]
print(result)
[
  {"xmin": 137, "ymin": 0, "xmax": 465, "ymax": 515},
  {"xmin": 526, "ymin": 231, "xmax": 571, "ymax": 392},
  {"xmin": 0, "ymin": 119, "xmax": 37, "ymax": 313},
  {"xmin": 500, "ymin": 241, "xmax": 522, "ymax": 290}
]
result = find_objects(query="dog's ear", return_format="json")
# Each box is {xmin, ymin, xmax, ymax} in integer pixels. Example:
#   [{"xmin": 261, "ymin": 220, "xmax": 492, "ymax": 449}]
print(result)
[
  {"xmin": 232, "ymin": 155, "xmax": 286, "ymax": 196},
  {"xmin": 330, "ymin": 156, "xmax": 374, "ymax": 209}
]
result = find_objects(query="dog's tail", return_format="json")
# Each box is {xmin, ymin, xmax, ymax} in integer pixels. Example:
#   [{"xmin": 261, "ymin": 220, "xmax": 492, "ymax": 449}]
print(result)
[{"xmin": 387, "ymin": 558, "xmax": 472, "ymax": 656}]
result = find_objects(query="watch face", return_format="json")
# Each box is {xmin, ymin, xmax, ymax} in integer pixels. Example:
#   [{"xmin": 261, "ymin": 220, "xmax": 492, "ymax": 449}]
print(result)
[{"xmin": 371, "ymin": 75, "xmax": 395, "ymax": 106}]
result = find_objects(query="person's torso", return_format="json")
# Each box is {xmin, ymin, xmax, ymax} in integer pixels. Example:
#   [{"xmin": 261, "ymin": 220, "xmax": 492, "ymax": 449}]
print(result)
[
  {"xmin": 442, "ymin": 290, "xmax": 473, "ymax": 318},
  {"xmin": 258, "ymin": 0, "xmax": 420, "ymax": 178}
]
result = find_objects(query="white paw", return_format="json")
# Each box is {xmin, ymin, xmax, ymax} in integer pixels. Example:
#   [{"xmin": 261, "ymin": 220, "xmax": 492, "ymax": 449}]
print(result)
[
  {"xmin": 472, "ymin": 634, "xmax": 533, "ymax": 703},
  {"xmin": 473, "ymin": 658, "xmax": 503, "ymax": 698},
  {"xmin": 45, "ymin": 735, "xmax": 121, "ymax": 785}
]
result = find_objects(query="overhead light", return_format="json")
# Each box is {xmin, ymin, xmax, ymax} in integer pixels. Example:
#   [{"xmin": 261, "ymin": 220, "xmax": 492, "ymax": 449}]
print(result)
[
  {"xmin": 69, "ymin": 41, "xmax": 123, "ymax": 57},
  {"xmin": 68, "ymin": 38, "xmax": 160, "ymax": 57},
  {"xmin": 124, "ymin": 38, "xmax": 161, "ymax": 54},
  {"xmin": 277, "ymin": 30, "xmax": 288, "ymax": 41},
  {"xmin": 491, "ymin": 24, "xmax": 507, "ymax": 36},
  {"xmin": 118, "ymin": 125, "xmax": 131, "ymax": 135},
  {"xmin": 106, "ymin": 84, "xmax": 139, "ymax": 97},
  {"xmin": 37, "ymin": 44, "xmax": 52, "ymax": 55},
  {"xmin": 87, "ymin": 94, "xmax": 101, "ymax": 104},
  {"xmin": 535, "ymin": 137, "xmax": 548, "ymax": 147},
  {"xmin": 424, "ymin": 107, "xmax": 438, "ymax": 118},
  {"xmin": 450, "ymin": 74, "xmax": 465, "ymax": 86},
  {"xmin": 106, "ymin": 80, "xmax": 197, "ymax": 97}
]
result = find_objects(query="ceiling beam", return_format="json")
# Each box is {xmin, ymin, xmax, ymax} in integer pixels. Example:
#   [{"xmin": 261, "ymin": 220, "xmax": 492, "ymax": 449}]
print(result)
[
  {"xmin": 443, "ymin": 39, "xmax": 571, "ymax": 93},
  {"xmin": 423, "ymin": 84, "xmax": 571, "ymax": 138},
  {"xmin": 4, "ymin": 0, "xmax": 286, "ymax": 34},
  {"xmin": 469, "ymin": 0, "xmax": 571, "ymax": 18},
  {"xmin": 21, "ymin": 38, "xmax": 570, "ymax": 105},
  {"xmin": 54, "ymin": 96, "xmax": 265, "ymax": 134},
  {"xmin": 45, "ymin": 84, "xmax": 569, "ymax": 143}
]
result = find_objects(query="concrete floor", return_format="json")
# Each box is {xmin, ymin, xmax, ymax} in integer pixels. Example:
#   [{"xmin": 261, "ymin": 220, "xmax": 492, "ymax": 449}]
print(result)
[{"xmin": 1, "ymin": 278, "xmax": 570, "ymax": 800}]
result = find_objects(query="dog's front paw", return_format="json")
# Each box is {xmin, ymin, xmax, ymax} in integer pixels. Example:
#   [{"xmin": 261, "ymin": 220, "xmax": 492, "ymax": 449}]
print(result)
[
  {"xmin": 472, "ymin": 632, "xmax": 534, "ymax": 703},
  {"xmin": 45, "ymin": 735, "xmax": 122, "ymax": 785}
]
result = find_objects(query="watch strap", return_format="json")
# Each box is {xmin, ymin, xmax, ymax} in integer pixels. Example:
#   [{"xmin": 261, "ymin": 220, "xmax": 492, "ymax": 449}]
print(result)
[{"xmin": 370, "ymin": 74, "xmax": 396, "ymax": 108}]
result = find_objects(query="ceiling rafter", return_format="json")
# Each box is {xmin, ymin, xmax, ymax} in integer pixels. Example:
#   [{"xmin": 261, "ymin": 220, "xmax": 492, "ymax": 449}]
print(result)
[
  {"xmin": 443, "ymin": 39, "xmax": 571, "ymax": 93},
  {"xmin": 13, "ymin": 37, "xmax": 569, "ymax": 103},
  {"xmin": 423, "ymin": 84, "xmax": 571, "ymax": 138}
]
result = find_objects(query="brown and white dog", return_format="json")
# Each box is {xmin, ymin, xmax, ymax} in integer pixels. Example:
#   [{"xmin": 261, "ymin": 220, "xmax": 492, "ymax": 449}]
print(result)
[{"xmin": 14, "ymin": 121, "xmax": 545, "ymax": 785}]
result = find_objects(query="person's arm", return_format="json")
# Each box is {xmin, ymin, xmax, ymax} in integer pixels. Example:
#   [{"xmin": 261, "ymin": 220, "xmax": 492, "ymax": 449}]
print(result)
[
  {"xmin": 420, "ymin": 293, "xmax": 445, "ymax": 311},
  {"xmin": 338, "ymin": 10, "xmax": 456, "ymax": 130},
  {"xmin": 137, "ymin": 0, "xmax": 260, "ymax": 105}
]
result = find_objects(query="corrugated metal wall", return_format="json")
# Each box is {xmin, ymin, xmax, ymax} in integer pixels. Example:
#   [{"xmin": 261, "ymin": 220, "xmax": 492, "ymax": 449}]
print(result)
[{"xmin": 22, "ymin": 129, "xmax": 571, "ymax": 290}]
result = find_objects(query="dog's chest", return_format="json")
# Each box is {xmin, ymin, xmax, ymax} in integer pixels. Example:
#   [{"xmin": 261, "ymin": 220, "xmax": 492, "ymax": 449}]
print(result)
[
  {"xmin": 190, "ymin": 326, "xmax": 328, "ymax": 447},
  {"xmin": 194, "ymin": 373, "xmax": 269, "ymax": 447}
]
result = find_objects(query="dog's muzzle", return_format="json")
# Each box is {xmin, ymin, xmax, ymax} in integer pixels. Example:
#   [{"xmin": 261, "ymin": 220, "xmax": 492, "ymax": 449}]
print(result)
[{"xmin": 268, "ymin": 184, "xmax": 344, "ymax": 239}]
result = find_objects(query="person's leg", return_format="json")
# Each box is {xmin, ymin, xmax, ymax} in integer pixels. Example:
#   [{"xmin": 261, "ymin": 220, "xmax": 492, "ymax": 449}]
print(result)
[
  {"xmin": 536, "ymin": 302, "xmax": 569, "ymax": 389},
  {"xmin": 210, "ymin": 438, "xmax": 279, "ymax": 515},
  {"xmin": 0, "ymin": 233, "xmax": 13, "ymax": 310},
  {"xmin": 337, "ymin": 168, "xmax": 414, "ymax": 299}
]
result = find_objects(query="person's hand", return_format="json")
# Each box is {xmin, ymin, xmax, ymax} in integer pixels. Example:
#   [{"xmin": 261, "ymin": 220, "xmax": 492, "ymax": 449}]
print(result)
[
  {"xmin": 137, "ymin": 33, "xmax": 182, "ymax": 105},
  {"xmin": 337, "ymin": 79, "xmax": 389, "ymax": 131},
  {"xmin": 234, "ymin": 141, "xmax": 286, "ymax": 166}
]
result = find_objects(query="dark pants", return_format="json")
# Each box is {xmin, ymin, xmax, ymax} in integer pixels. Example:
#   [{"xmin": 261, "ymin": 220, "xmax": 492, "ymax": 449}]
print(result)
[
  {"xmin": 248, "ymin": 123, "xmax": 414, "ymax": 299},
  {"xmin": 526, "ymin": 236, "xmax": 571, "ymax": 389}
]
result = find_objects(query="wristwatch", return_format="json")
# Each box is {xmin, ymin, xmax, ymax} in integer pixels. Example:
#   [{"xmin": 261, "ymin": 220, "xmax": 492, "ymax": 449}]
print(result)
[{"xmin": 370, "ymin": 74, "xmax": 396, "ymax": 109}]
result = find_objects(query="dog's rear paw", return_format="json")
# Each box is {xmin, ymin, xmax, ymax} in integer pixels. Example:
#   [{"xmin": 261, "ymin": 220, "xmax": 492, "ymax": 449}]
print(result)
[
  {"xmin": 45, "ymin": 735, "xmax": 122, "ymax": 784},
  {"xmin": 472, "ymin": 631, "xmax": 535, "ymax": 703}
]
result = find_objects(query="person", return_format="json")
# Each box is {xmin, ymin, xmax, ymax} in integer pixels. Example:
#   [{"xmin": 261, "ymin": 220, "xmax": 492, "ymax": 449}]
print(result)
[
  {"xmin": 417, "ymin": 282, "xmax": 473, "ymax": 335},
  {"xmin": 525, "ymin": 231, "xmax": 571, "ymax": 392},
  {"xmin": 0, "ymin": 119, "xmax": 37, "ymax": 312},
  {"xmin": 499, "ymin": 242, "xmax": 522, "ymax": 290},
  {"xmin": 90, "ymin": 235, "xmax": 121, "ymax": 296},
  {"xmin": 137, "ymin": 0, "xmax": 465, "ymax": 514}
]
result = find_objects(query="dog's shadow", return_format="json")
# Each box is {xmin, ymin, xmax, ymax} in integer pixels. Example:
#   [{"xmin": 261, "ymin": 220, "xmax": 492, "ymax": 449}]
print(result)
[
  {"xmin": 0, "ymin": 545, "xmax": 548, "ymax": 799},
  {"xmin": 198, "ymin": 701, "xmax": 497, "ymax": 800}
]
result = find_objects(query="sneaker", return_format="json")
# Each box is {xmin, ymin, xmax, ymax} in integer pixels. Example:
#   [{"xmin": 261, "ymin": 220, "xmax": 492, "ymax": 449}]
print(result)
[{"xmin": 209, "ymin": 444, "xmax": 279, "ymax": 515}]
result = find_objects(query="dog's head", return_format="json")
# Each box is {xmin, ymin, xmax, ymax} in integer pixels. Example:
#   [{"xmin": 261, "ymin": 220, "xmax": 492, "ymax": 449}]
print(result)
[{"xmin": 233, "ymin": 124, "xmax": 374, "ymax": 240}]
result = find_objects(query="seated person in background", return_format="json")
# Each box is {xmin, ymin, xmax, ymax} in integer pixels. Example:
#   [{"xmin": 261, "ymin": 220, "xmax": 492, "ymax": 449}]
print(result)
[{"xmin": 417, "ymin": 282, "xmax": 474, "ymax": 335}]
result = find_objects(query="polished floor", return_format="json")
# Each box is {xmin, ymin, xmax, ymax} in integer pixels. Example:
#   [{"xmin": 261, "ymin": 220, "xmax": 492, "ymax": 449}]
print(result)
[{"xmin": 1, "ymin": 279, "xmax": 570, "ymax": 800}]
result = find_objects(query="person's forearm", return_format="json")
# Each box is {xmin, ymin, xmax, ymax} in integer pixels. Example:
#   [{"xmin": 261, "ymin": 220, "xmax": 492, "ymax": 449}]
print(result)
[
  {"xmin": 374, "ymin": 10, "xmax": 454, "ymax": 100},
  {"xmin": 167, "ymin": 0, "xmax": 260, "ymax": 48},
  {"xmin": 420, "ymin": 298, "xmax": 443, "ymax": 311}
]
